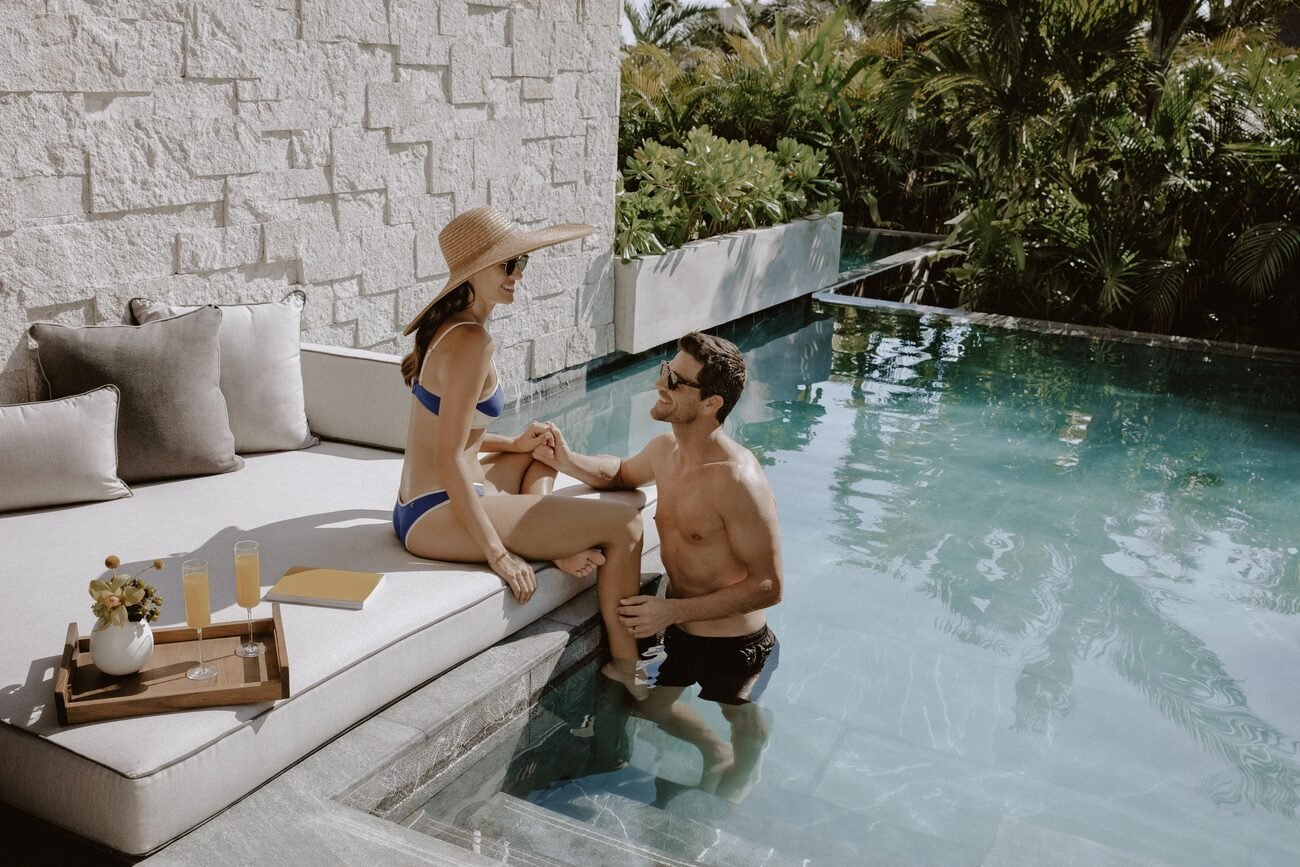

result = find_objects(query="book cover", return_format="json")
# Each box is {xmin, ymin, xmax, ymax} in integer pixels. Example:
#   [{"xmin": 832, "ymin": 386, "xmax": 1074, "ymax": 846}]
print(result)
[{"xmin": 264, "ymin": 566, "xmax": 383, "ymax": 610}]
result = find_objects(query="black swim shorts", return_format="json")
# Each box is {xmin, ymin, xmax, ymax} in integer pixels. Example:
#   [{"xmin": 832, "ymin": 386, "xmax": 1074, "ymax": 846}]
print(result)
[{"xmin": 649, "ymin": 624, "xmax": 779, "ymax": 705}]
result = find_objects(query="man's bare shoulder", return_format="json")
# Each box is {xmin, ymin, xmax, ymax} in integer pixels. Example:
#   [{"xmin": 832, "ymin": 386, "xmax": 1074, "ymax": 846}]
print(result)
[
  {"xmin": 702, "ymin": 438, "xmax": 774, "ymax": 499},
  {"xmin": 644, "ymin": 431, "xmax": 676, "ymax": 460}
]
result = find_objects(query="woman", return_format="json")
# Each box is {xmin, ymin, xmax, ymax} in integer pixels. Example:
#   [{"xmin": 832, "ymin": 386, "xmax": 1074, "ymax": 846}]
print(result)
[{"xmin": 396, "ymin": 205, "xmax": 644, "ymax": 688}]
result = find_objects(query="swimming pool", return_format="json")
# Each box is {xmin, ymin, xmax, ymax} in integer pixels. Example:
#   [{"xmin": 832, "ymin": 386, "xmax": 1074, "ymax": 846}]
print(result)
[
  {"xmin": 839, "ymin": 228, "xmax": 937, "ymax": 273},
  {"xmin": 401, "ymin": 300, "xmax": 1300, "ymax": 865}
]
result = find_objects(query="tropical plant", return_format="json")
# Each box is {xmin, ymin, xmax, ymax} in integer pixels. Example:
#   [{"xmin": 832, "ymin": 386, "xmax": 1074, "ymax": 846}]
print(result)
[
  {"xmin": 623, "ymin": 0, "xmax": 714, "ymax": 49},
  {"xmin": 615, "ymin": 127, "xmax": 840, "ymax": 260},
  {"xmin": 876, "ymin": 0, "xmax": 1300, "ymax": 346},
  {"xmin": 618, "ymin": 0, "xmax": 1300, "ymax": 347},
  {"xmin": 679, "ymin": 0, "xmax": 880, "ymax": 48},
  {"xmin": 621, "ymin": 11, "xmax": 878, "ymax": 220}
]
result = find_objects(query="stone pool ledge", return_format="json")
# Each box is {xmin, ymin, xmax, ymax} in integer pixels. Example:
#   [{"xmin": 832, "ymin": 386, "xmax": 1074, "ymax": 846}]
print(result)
[
  {"xmin": 814, "ymin": 294, "xmax": 1300, "ymax": 364},
  {"xmin": 139, "ymin": 567, "xmax": 663, "ymax": 867}
]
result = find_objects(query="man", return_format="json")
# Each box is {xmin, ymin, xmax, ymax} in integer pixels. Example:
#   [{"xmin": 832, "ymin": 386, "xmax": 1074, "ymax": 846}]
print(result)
[{"xmin": 533, "ymin": 331, "xmax": 782, "ymax": 799}]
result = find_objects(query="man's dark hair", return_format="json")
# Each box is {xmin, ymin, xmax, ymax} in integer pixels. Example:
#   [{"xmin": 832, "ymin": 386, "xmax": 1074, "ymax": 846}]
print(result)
[{"xmin": 679, "ymin": 331, "xmax": 746, "ymax": 424}]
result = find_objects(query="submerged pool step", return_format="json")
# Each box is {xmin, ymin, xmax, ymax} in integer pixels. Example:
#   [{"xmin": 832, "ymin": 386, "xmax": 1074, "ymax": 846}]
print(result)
[
  {"xmin": 444, "ymin": 789, "xmax": 803, "ymax": 867},
  {"xmin": 406, "ymin": 809, "xmax": 569, "ymax": 866}
]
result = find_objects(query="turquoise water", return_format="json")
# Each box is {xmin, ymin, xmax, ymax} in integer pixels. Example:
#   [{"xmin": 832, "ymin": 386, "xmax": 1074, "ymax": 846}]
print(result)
[
  {"xmin": 840, "ymin": 230, "xmax": 930, "ymax": 272},
  {"xmin": 407, "ymin": 301, "xmax": 1300, "ymax": 865}
]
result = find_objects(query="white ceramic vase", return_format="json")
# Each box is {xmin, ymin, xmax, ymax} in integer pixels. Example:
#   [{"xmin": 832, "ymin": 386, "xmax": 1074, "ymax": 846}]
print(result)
[{"xmin": 90, "ymin": 619, "xmax": 154, "ymax": 676}]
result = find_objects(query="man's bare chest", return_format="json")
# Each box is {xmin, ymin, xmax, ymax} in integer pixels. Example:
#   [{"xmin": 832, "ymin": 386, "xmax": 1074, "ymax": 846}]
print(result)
[{"xmin": 652, "ymin": 465, "xmax": 727, "ymax": 544}]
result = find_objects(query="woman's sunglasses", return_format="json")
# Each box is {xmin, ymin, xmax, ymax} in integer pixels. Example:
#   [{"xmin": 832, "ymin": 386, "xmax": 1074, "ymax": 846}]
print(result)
[
  {"xmin": 504, "ymin": 254, "xmax": 529, "ymax": 276},
  {"xmin": 659, "ymin": 360, "xmax": 701, "ymax": 390}
]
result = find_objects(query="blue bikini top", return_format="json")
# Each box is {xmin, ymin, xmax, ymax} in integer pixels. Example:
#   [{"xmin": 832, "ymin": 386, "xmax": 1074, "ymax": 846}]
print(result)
[{"xmin": 413, "ymin": 321, "xmax": 505, "ymax": 427}]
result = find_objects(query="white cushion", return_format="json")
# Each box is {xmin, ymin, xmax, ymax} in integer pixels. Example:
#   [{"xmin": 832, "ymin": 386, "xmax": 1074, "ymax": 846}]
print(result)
[
  {"xmin": 0, "ymin": 442, "xmax": 655, "ymax": 854},
  {"xmin": 300, "ymin": 342, "xmax": 410, "ymax": 451},
  {"xmin": 131, "ymin": 292, "xmax": 317, "ymax": 455},
  {"xmin": 0, "ymin": 386, "xmax": 131, "ymax": 512}
]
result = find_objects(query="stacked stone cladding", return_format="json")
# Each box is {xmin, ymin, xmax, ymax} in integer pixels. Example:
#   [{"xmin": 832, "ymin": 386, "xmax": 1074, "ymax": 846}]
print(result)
[{"xmin": 0, "ymin": 0, "xmax": 622, "ymax": 405}]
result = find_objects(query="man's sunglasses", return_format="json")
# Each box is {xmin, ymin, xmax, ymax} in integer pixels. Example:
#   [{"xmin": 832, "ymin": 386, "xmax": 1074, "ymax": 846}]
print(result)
[
  {"xmin": 659, "ymin": 360, "xmax": 701, "ymax": 391},
  {"xmin": 504, "ymin": 254, "xmax": 529, "ymax": 276}
]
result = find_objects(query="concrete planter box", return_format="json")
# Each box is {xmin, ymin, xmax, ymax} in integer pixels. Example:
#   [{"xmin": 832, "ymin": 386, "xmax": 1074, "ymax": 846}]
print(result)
[{"xmin": 613, "ymin": 211, "xmax": 844, "ymax": 354}]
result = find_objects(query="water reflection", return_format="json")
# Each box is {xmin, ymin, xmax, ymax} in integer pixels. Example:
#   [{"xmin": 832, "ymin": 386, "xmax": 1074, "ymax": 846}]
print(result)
[
  {"xmin": 483, "ymin": 646, "xmax": 780, "ymax": 863},
  {"xmin": 732, "ymin": 314, "xmax": 833, "ymax": 466},
  {"xmin": 823, "ymin": 306, "xmax": 1300, "ymax": 816}
]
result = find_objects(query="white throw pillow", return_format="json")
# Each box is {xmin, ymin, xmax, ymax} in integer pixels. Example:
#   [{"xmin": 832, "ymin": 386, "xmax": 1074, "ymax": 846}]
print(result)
[
  {"xmin": 0, "ymin": 385, "xmax": 131, "ymax": 512},
  {"xmin": 130, "ymin": 291, "xmax": 318, "ymax": 454}
]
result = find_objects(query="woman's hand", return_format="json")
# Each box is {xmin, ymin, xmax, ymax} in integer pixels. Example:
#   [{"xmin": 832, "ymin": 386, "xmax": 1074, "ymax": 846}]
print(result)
[
  {"xmin": 488, "ymin": 550, "xmax": 537, "ymax": 603},
  {"xmin": 512, "ymin": 421, "xmax": 553, "ymax": 454},
  {"xmin": 531, "ymin": 422, "xmax": 571, "ymax": 470}
]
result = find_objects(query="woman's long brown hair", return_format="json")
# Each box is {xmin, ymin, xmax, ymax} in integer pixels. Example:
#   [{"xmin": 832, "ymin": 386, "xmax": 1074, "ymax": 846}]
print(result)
[{"xmin": 400, "ymin": 283, "xmax": 475, "ymax": 386}]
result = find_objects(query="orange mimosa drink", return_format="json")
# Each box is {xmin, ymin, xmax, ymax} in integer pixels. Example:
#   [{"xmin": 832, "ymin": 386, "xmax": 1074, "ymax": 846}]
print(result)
[
  {"xmin": 235, "ymin": 552, "xmax": 260, "ymax": 609},
  {"xmin": 183, "ymin": 569, "xmax": 212, "ymax": 629},
  {"xmin": 233, "ymin": 540, "xmax": 266, "ymax": 658},
  {"xmin": 181, "ymin": 558, "xmax": 217, "ymax": 680}
]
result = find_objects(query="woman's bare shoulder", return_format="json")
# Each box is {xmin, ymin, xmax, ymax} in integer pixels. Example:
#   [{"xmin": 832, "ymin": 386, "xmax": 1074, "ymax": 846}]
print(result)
[
  {"xmin": 434, "ymin": 318, "xmax": 492, "ymax": 350},
  {"xmin": 421, "ymin": 320, "xmax": 493, "ymax": 387}
]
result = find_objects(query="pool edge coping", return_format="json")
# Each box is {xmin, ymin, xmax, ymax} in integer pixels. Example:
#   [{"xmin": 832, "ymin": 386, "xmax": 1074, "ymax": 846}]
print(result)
[{"xmin": 811, "ymin": 293, "xmax": 1300, "ymax": 365}]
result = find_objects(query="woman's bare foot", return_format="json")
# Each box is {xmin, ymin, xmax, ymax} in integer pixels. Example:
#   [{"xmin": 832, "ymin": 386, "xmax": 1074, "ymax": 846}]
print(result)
[
  {"xmin": 553, "ymin": 548, "xmax": 606, "ymax": 579},
  {"xmin": 601, "ymin": 658, "xmax": 649, "ymax": 700}
]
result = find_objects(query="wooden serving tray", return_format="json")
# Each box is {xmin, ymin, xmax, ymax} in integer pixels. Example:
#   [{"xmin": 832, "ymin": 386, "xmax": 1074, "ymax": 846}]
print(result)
[{"xmin": 54, "ymin": 607, "xmax": 290, "ymax": 725}]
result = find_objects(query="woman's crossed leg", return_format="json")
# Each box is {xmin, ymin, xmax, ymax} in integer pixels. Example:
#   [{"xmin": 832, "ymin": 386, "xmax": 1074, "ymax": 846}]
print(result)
[
  {"xmin": 403, "ymin": 490, "xmax": 645, "ymax": 672},
  {"xmin": 478, "ymin": 451, "xmax": 605, "ymax": 578}
]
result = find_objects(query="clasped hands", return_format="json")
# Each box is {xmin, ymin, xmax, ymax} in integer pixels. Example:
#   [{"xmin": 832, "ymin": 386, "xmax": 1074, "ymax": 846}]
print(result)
[
  {"xmin": 511, "ymin": 420, "xmax": 554, "ymax": 455},
  {"xmin": 522, "ymin": 421, "xmax": 571, "ymax": 469}
]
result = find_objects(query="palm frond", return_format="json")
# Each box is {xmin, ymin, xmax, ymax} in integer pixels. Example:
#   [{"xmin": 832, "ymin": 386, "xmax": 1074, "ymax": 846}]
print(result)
[{"xmin": 1225, "ymin": 221, "xmax": 1300, "ymax": 298}]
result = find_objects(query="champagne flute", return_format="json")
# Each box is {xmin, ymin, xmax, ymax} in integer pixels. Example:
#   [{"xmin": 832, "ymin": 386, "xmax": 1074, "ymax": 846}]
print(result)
[
  {"xmin": 182, "ymin": 559, "xmax": 218, "ymax": 681},
  {"xmin": 233, "ymin": 540, "xmax": 265, "ymax": 658}
]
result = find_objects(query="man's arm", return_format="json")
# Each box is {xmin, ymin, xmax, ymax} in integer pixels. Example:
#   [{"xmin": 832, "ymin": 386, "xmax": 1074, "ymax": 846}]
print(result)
[
  {"xmin": 534, "ymin": 424, "xmax": 666, "ymax": 490},
  {"xmin": 619, "ymin": 467, "xmax": 783, "ymax": 637}
]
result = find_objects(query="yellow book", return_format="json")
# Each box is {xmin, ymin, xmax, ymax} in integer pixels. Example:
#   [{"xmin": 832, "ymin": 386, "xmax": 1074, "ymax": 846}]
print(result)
[{"xmin": 264, "ymin": 566, "xmax": 383, "ymax": 610}]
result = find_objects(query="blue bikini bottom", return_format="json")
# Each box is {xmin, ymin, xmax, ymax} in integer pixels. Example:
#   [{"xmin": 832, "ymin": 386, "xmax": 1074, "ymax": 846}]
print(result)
[{"xmin": 393, "ymin": 484, "xmax": 484, "ymax": 547}]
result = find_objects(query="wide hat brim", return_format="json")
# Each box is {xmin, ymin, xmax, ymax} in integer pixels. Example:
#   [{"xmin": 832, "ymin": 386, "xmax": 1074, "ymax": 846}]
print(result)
[{"xmin": 402, "ymin": 222, "xmax": 594, "ymax": 336}]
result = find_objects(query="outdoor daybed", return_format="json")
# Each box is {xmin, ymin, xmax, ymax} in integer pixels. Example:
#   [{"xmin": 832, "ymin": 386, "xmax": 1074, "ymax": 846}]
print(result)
[{"xmin": 0, "ymin": 339, "xmax": 658, "ymax": 855}]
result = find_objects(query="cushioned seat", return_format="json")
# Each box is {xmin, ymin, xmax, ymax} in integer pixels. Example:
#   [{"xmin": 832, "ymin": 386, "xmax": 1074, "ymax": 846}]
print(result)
[{"xmin": 0, "ymin": 441, "xmax": 657, "ymax": 854}]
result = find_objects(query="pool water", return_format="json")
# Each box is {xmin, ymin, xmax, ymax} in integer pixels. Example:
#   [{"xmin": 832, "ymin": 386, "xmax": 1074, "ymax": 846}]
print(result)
[
  {"xmin": 404, "ymin": 301, "xmax": 1300, "ymax": 865},
  {"xmin": 839, "ymin": 229, "xmax": 932, "ymax": 272}
]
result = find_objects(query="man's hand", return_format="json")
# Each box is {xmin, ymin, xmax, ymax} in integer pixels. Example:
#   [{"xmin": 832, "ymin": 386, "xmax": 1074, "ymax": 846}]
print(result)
[
  {"xmin": 617, "ymin": 595, "xmax": 677, "ymax": 638},
  {"xmin": 531, "ymin": 421, "xmax": 572, "ymax": 470},
  {"xmin": 512, "ymin": 421, "xmax": 553, "ymax": 454}
]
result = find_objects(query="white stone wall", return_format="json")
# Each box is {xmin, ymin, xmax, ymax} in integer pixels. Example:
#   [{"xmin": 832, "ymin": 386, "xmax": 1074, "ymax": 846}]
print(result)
[{"xmin": 0, "ymin": 0, "xmax": 622, "ymax": 404}]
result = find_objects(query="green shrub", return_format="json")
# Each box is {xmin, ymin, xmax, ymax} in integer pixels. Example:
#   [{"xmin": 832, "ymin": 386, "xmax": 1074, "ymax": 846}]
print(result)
[
  {"xmin": 620, "ymin": 12, "xmax": 882, "ymax": 228},
  {"xmin": 615, "ymin": 126, "xmax": 840, "ymax": 261},
  {"xmin": 618, "ymin": 2, "xmax": 1300, "ymax": 347}
]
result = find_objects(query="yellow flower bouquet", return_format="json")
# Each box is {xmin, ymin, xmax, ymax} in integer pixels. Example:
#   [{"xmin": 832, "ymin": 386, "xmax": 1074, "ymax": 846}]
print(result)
[{"xmin": 89, "ymin": 555, "xmax": 164, "ymax": 628}]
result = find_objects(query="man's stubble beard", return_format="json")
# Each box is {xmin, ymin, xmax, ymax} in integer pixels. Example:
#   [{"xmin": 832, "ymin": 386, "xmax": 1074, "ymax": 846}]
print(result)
[{"xmin": 650, "ymin": 400, "xmax": 696, "ymax": 425}]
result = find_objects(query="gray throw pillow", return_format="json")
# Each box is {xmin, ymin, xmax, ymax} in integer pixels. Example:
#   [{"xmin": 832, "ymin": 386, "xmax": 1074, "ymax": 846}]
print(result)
[
  {"xmin": 129, "ymin": 291, "xmax": 318, "ymax": 454},
  {"xmin": 29, "ymin": 306, "xmax": 242, "ymax": 483},
  {"xmin": 0, "ymin": 385, "xmax": 132, "ymax": 512}
]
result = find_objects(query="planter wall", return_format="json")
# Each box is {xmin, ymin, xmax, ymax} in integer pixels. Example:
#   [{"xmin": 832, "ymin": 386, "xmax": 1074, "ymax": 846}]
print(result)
[{"xmin": 613, "ymin": 212, "xmax": 844, "ymax": 354}]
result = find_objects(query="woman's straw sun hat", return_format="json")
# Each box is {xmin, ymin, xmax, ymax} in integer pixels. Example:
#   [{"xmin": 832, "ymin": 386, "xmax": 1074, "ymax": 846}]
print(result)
[{"xmin": 402, "ymin": 205, "xmax": 594, "ymax": 335}]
